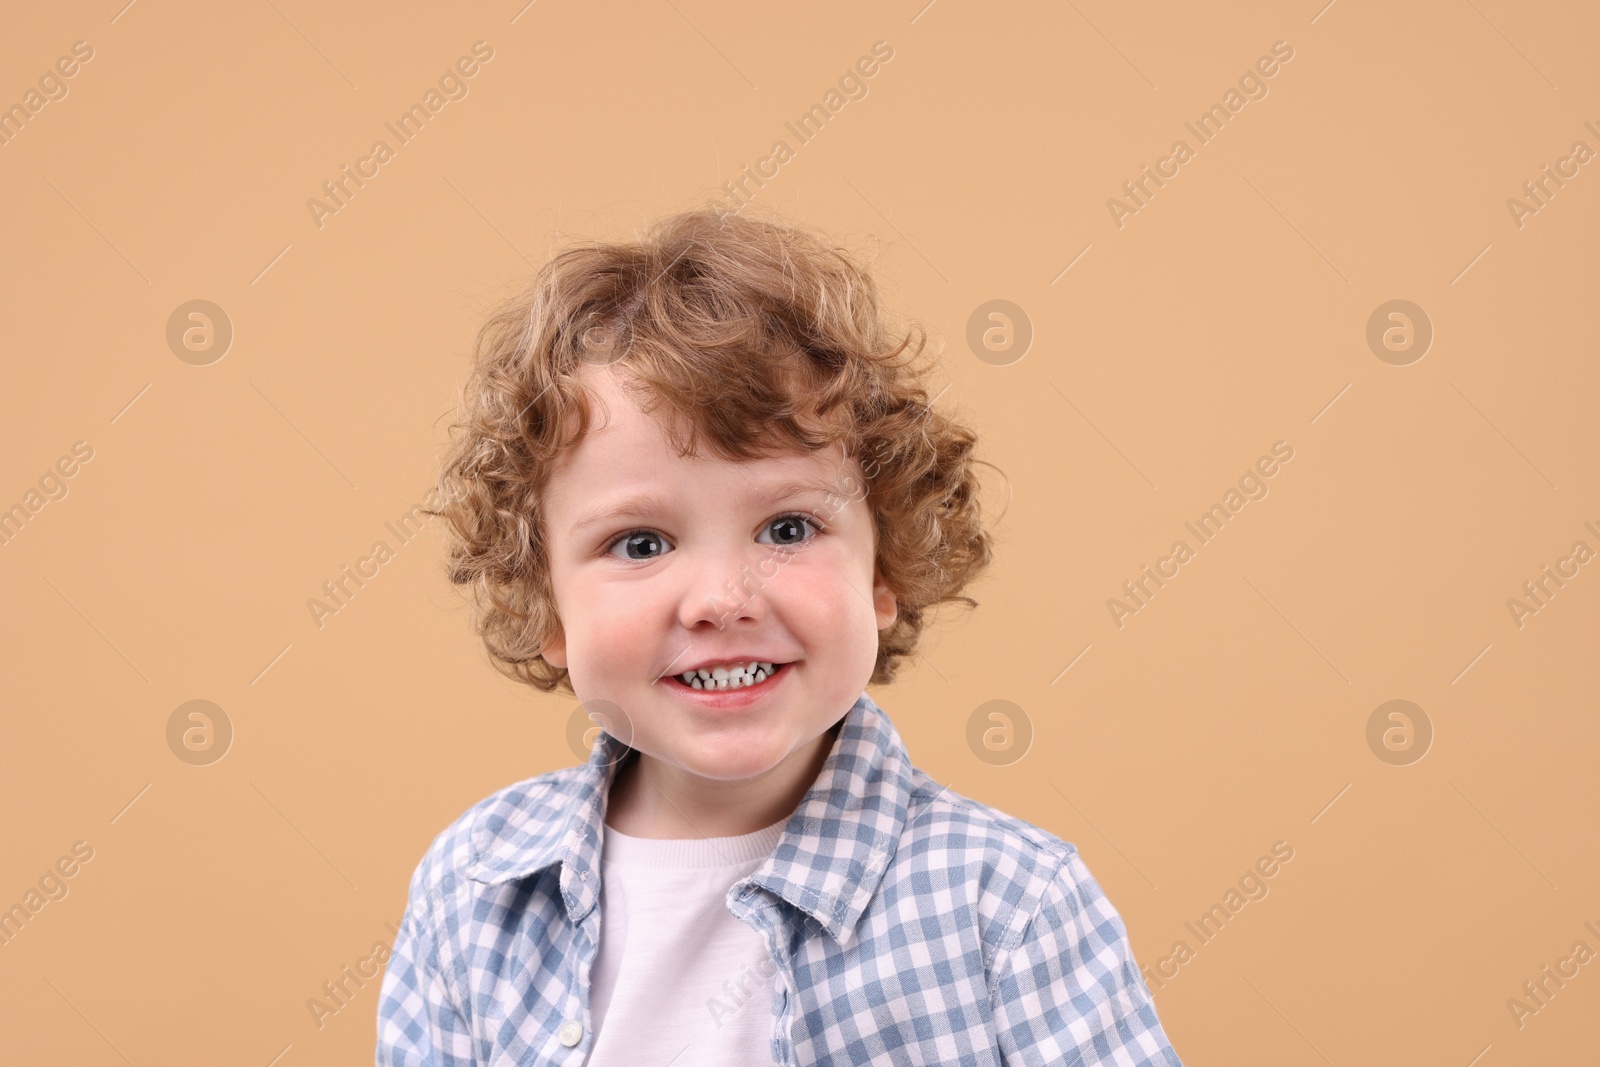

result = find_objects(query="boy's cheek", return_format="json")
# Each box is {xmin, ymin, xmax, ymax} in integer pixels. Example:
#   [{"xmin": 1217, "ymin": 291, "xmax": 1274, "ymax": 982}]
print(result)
[{"xmin": 582, "ymin": 609, "xmax": 667, "ymax": 668}]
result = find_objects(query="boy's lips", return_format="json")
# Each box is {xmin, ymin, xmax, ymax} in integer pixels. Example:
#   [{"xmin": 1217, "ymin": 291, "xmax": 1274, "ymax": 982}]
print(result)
[
  {"xmin": 663, "ymin": 660, "xmax": 794, "ymax": 707},
  {"xmin": 664, "ymin": 653, "xmax": 796, "ymax": 676}
]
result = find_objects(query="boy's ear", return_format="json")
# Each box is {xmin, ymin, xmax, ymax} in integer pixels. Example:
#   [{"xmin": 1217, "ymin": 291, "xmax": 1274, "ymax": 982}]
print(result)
[{"xmin": 872, "ymin": 569, "xmax": 898, "ymax": 631}]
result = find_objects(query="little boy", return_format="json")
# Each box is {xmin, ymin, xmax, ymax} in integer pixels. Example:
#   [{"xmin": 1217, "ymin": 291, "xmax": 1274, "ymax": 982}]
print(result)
[{"xmin": 376, "ymin": 205, "xmax": 1183, "ymax": 1065}]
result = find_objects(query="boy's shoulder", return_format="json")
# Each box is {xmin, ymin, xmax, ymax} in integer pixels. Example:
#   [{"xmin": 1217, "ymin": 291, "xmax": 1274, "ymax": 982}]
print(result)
[
  {"xmin": 895, "ymin": 764, "xmax": 1087, "ymax": 931},
  {"xmin": 402, "ymin": 764, "xmax": 588, "ymax": 908},
  {"xmin": 903, "ymin": 763, "xmax": 1078, "ymax": 863}
]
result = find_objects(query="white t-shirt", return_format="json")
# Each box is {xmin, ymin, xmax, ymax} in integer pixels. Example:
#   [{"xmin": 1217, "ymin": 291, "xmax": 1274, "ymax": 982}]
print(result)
[{"xmin": 585, "ymin": 816, "xmax": 789, "ymax": 1065}]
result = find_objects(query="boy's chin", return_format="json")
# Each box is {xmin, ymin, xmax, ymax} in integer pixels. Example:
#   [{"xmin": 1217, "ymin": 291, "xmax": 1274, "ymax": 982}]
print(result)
[
  {"xmin": 658, "ymin": 737, "xmax": 811, "ymax": 781},
  {"xmin": 684, "ymin": 743, "xmax": 791, "ymax": 777}
]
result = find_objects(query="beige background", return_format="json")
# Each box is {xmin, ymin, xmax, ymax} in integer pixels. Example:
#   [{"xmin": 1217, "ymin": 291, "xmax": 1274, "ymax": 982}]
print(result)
[{"xmin": 2, "ymin": 0, "xmax": 1597, "ymax": 1063}]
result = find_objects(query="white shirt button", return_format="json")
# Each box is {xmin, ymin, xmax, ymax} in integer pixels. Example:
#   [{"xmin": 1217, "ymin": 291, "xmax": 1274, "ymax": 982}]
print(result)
[{"xmin": 557, "ymin": 1019, "xmax": 583, "ymax": 1046}]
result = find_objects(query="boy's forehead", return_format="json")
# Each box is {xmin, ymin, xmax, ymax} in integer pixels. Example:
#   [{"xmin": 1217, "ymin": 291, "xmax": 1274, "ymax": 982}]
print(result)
[
  {"xmin": 565, "ymin": 427, "xmax": 852, "ymax": 496},
  {"xmin": 543, "ymin": 377, "xmax": 859, "ymax": 530},
  {"xmin": 559, "ymin": 364, "xmax": 853, "ymax": 484}
]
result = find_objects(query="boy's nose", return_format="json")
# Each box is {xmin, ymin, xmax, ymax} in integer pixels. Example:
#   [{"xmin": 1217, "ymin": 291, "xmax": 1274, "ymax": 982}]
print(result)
[{"xmin": 676, "ymin": 554, "xmax": 772, "ymax": 631}]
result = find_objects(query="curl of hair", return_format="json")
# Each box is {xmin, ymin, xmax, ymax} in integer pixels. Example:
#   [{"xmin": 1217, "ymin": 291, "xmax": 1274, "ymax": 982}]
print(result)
[{"xmin": 423, "ymin": 202, "xmax": 1002, "ymax": 696}]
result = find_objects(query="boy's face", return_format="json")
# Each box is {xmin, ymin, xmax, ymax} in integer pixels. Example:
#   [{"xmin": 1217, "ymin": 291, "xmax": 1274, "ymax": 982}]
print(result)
[{"xmin": 539, "ymin": 364, "xmax": 897, "ymax": 787}]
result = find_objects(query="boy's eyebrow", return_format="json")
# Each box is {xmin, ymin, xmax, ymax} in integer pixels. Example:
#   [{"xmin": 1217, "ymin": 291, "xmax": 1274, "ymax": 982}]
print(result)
[{"xmin": 568, "ymin": 475, "xmax": 845, "ymax": 536}]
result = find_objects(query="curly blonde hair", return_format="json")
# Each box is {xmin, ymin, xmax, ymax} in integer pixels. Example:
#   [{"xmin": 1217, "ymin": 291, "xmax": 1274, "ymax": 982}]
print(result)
[{"xmin": 423, "ymin": 202, "xmax": 1001, "ymax": 695}]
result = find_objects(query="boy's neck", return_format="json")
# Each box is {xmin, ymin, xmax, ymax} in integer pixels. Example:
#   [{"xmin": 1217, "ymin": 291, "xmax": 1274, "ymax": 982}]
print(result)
[{"xmin": 603, "ymin": 720, "xmax": 842, "ymax": 840}]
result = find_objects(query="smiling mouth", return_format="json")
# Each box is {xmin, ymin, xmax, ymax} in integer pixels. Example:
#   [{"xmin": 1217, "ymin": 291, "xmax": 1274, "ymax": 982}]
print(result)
[{"xmin": 667, "ymin": 662, "xmax": 789, "ymax": 691}]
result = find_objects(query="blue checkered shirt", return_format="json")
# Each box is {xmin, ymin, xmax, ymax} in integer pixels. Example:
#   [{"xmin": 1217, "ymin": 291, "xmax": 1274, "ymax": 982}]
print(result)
[{"xmin": 376, "ymin": 691, "xmax": 1184, "ymax": 1065}]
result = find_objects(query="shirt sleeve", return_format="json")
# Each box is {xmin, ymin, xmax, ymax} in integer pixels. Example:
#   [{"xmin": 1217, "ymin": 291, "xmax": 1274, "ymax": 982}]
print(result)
[
  {"xmin": 375, "ymin": 883, "xmax": 478, "ymax": 1067},
  {"xmin": 991, "ymin": 849, "xmax": 1183, "ymax": 1067}
]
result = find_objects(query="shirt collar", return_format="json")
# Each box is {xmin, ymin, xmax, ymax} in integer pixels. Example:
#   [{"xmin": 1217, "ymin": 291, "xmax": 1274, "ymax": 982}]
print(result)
[{"xmin": 462, "ymin": 690, "xmax": 911, "ymax": 948}]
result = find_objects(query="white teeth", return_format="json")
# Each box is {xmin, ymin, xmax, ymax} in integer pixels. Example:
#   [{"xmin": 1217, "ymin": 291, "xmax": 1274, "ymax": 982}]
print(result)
[{"xmin": 677, "ymin": 660, "xmax": 778, "ymax": 689}]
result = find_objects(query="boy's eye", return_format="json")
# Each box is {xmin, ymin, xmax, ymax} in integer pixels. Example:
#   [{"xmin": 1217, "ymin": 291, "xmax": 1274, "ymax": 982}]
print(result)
[
  {"xmin": 758, "ymin": 513, "xmax": 821, "ymax": 547},
  {"xmin": 609, "ymin": 531, "xmax": 669, "ymax": 561},
  {"xmin": 604, "ymin": 512, "xmax": 822, "ymax": 562}
]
